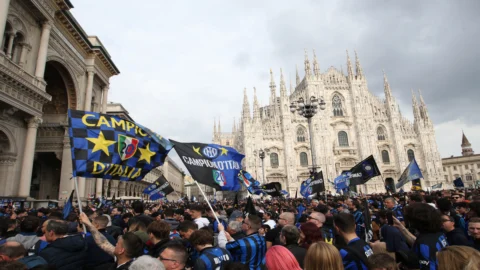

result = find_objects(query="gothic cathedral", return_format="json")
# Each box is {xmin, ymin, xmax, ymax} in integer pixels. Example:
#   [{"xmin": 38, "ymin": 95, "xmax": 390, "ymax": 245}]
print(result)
[{"xmin": 213, "ymin": 50, "xmax": 443, "ymax": 195}]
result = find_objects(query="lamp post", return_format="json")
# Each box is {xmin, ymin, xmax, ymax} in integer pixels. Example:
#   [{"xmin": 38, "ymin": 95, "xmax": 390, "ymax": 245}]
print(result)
[
  {"xmin": 290, "ymin": 96, "xmax": 327, "ymax": 200},
  {"xmin": 259, "ymin": 149, "xmax": 265, "ymax": 184}
]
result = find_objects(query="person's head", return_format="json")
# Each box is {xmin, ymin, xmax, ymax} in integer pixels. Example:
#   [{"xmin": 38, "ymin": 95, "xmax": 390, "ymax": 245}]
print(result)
[
  {"xmin": 277, "ymin": 212, "xmax": 295, "ymax": 227},
  {"xmin": 131, "ymin": 201, "xmax": 145, "ymax": 215},
  {"xmin": 404, "ymin": 203, "xmax": 442, "ymax": 234},
  {"xmin": 299, "ymin": 222, "xmax": 323, "ymax": 248},
  {"xmin": 468, "ymin": 217, "xmax": 480, "ymax": 239},
  {"xmin": 334, "ymin": 213, "xmax": 355, "ymax": 236},
  {"xmin": 44, "ymin": 220, "xmax": 68, "ymax": 243},
  {"xmin": 311, "ymin": 200, "xmax": 319, "ymax": 207},
  {"xmin": 189, "ymin": 229, "xmax": 214, "ymax": 251},
  {"xmin": 265, "ymin": 245, "xmax": 301, "ymax": 270},
  {"xmin": 264, "ymin": 212, "xmax": 272, "ymax": 220},
  {"xmin": 164, "ymin": 208, "xmax": 174, "ymax": 218},
  {"xmin": 345, "ymin": 199, "xmax": 354, "ymax": 210},
  {"xmin": 111, "ymin": 207, "xmax": 123, "ymax": 216},
  {"xmin": 160, "ymin": 242, "xmax": 187, "ymax": 270},
  {"xmin": 122, "ymin": 213, "xmax": 133, "ymax": 223},
  {"xmin": 307, "ymin": 212, "xmax": 325, "ymax": 228},
  {"xmin": 304, "ymin": 241, "xmax": 343, "ymax": 270},
  {"xmin": 441, "ymin": 215, "xmax": 455, "ymax": 232},
  {"xmin": 0, "ymin": 241, "xmax": 26, "ymax": 261},
  {"xmin": 367, "ymin": 253, "xmax": 397, "ymax": 270},
  {"xmin": 173, "ymin": 209, "xmax": 184, "ymax": 221},
  {"xmin": 280, "ymin": 225, "xmax": 300, "ymax": 246},
  {"xmin": 128, "ymin": 255, "xmax": 165, "ymax": 270},
  {"xmin": 0, "ymin": 261, "xmax": 28, "ymax": 269},
  {"xmin": 436, "ymin": 198, "xmax": 452, "ymax": 214},
  {"xmin": 92, "ymin": 215, "xmax": 109, "ymax": 230},
  {"xmin": 129, "ymin": 220, "xmax": 147, "ymax": 233},
  {"xmin": 177, "ymin": 220, "xmax": 197, "ymax": 239},
  {"xmin": 314, "ymin": 204, "xmax": 329, "ymax": 215},
  {"xmin": 409, "ymin": 194, "xmax": 424, "ymax": 203},
  {"xmin": 147, "ymin": 221, "xmax": 171, "ymax": 242},
  {"xmin": 451, "ymin": 192, "xmax": 465, "ymax": 203},
  {"xmin": 455, "ymin": 202, "xmax": 468, "ymax": 215},
  {"xmin": 437, "ymin": 246, "xmax": 480, "ymax": 270},
  {"xmin": 259, "ymin": 224, "xmax": 270, "ymax": 236},
  {"xmin": 242, "ymin": 214, "xmax": 261, "ymax": 234},
  {"xmin": 229, "ymin": 210, "xmax": 243, "ymax": 223},
  {"xmin": 384, "ymin": 197, "xmax": 396, "ymax": 209},
  {"xmin": 84, "ymin": 209, "xmax": 97, "ymax": 220},
  {"xmin": 226, "ymin": 221, "xmax": 242, "ymax": 235},
  {"xmin": 19, "ymin": 216, "xmax": 40, "ymax": 233},
  {"xmin": 114, "ymin": 232, "xmax": 144, "ymax": 260},
  {"xmin": 189, "ymin": 205, "xmax": 204, "ymax": 219}
]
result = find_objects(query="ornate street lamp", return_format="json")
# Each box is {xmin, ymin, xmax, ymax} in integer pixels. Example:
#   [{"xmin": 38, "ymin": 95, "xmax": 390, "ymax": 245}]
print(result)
[{"xmin": 259, "ymin": 149, "xmax": 265, "ymax": 184}]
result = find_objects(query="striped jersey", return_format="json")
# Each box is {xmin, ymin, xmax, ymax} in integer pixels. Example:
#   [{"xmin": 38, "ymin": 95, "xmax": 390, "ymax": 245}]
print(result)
[
  {"xmin": 194, "ymin": 247, "xmax": 232, "ymax": 270},
  {"xmin": 412, "ymin": 232, "xmax": 448, "ymax": 270},
  {"xmin": 226, "ymin": 233, "xmax": 266, "ymax": 270}
]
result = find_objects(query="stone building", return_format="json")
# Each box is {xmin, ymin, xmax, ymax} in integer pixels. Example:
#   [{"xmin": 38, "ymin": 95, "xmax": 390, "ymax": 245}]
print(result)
[
  {"xmin": 0, "ymin": 0, "xmax": 119, "ymax": 200},
  {"xmin": 214, "ymin": 50, "xmax": 444, "ymax": 195},
  {"xmin": 442, "ymin": 133, "xmax": 480, "ymax": 188}
]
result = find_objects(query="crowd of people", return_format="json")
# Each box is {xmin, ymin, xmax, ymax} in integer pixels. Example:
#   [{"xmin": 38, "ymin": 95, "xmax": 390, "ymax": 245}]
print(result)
[{"xmin": 0, "ymin": 188, "xmax": 480, "ymax": 270}]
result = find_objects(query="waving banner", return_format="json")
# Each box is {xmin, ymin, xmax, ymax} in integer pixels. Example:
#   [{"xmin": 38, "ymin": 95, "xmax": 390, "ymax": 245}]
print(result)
[{"xmin": 143, "ymin": 175, "xmax": 174, "ymax": 200}]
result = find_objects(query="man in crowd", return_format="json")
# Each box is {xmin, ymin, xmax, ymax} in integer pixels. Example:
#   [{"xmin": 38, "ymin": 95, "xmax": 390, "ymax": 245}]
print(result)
[
  {"xmin": 265, "ymin": 212, "xmax": 295, "ymax": 249},
  {"xmin": 159, "ymin": 242, "xmax": 188, "ymax": 270},
  {"xmin": 384, "ymin": 197, "xmax": 404, "ymax": 223},
  {"xmin": 280, "ymin": 225, "xmax": 306, "ymax": 268},
  {"xmin": 441, "ymin": 215, "xmax": 470, "ymax": 246},
  {"xmin": 0, "ymin": 241, "xmax": 47, "ymax": 269},
  {"xmin": 335, "ymin": 213, "xmax": 374, "ymax": 270},
  {"xmin": 110, "ymin": 206, "xmax": 125, "ymax": 229},
  {"xmin": 39, "ymin": 220, "xmax": 88, "ymax": 270},
  {"xmin": 307, "ymin": 211, "xmax": 326, "ymax": 229},
  {"xmin": 190, "ymin": 229, "xmax": 232, "ymax": 269},
  {"xmin": 468, "ymin": 217, "xmax": 480, "ymax": 250},
  {"xmin": 190, "ymin": 205, "xmax": 210, "ymax": 229},
  {"xmin": 85, "ymin": 216, "xmax": 117, "ymax": 270},
  {"xmin": 163, "ymin": 208, "xmax": 180, "ymax": 231},
  {"xmin": 226, "ymin": 221, "xmax": 245, "ymax": 240},
  {"xmin": 6, "ymin": 216, "xmax": 40, "ymax": 250},
  {"xmin": 147, "ymin": 220, "xmax": 171, "ymax": 258},
  {"xmin": 129, "ymin": 201, "xmax": 154, "ymax": 227},
  {"xmin": 263, "ymin": 212, "xmax": 276, "ymax": 229}
]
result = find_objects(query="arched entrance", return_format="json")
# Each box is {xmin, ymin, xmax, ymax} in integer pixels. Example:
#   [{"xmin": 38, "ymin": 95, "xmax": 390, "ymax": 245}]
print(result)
[
  {"xmin": 32, "ymin": 61, "xmax": 77, "ymax": 199},
  {"xmin": 385, "ymin": 178, "xmax": 395, "ymax": 192}
]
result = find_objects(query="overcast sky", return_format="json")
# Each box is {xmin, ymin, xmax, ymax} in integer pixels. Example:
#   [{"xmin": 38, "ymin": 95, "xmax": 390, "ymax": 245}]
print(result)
[{"xmin": 71, "ymin": 0, "xmax": 479, "ymax": 165}]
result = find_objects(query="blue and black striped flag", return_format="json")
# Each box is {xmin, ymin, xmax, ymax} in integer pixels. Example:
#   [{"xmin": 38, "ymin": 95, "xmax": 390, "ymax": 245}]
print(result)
[
  {"xmin": 68, "ymin": 110, "xmax": 173, "ymax": 181},
  {"xmin": 143, "ymin": 175, "xmax": 174, "ymax": 200},
  {"xmin": 63, "ymin": 190, "xmax": 74, "ymax": 219}
]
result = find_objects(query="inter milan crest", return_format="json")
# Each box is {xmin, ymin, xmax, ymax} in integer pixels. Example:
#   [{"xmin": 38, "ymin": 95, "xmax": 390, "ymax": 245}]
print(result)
[
  {"xmin": 213, "ymin": 170, "xmax": 227, "ymax": 186},
  {"xmin": 118, "ymin": 134, "xmax": 139, "ymax": 160}
]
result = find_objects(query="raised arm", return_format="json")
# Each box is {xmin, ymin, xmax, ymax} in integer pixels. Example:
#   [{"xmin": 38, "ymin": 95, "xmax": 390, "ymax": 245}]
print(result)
[{"xmin": 79, "ymin": 212, "xmax": 115, "ymax": 257}]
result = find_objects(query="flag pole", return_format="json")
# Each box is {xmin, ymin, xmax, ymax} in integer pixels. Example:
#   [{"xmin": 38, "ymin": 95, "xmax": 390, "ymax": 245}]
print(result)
[
  {"xmin": 73, "ymin": 177, "xmax": 87, "ymax": 233},
  {"xmin": 193, "ymin": 180, "xmax": 220, "ymax": 224}
]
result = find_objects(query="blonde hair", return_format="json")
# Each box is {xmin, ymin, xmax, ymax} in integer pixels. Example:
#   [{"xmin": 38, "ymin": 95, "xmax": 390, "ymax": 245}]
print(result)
[
  {"xmin": 438, "ymin": 246, "xmax": 480, "ymax": 270},
  {"xmin": 304, "ymin": 241, "xmax": 344, "ymax": 270}
]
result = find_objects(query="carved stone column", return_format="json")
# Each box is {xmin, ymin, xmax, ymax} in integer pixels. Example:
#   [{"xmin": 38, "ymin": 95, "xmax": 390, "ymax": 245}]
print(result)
[
  {"xmin": 5, "ymin": 32, "xmax": 15, "ymax": 59},
  {"xmin": 0, "ymin": 0, "xmax": 11, "ymax": 49},
  {"xmin": 35, "ymin": 21, "xmax": 52, "ymax": 78},
  {"xmin": 103, "ymin": 179, "xmax": 109, "ymax": 197},
  {"xmin": 18, "ymin": 116, "xmax": 42, "ymax": 197},
  {"xmin": 111, "ymin": 180, "xmax": 119, "ymax": 198},
  {"xmin": 118, "ymin": 181, "xmax": 126, "ymax": 197},
  {"xmin": 83, "ymin": 71, "xmax": 95, "ymax": 111},
  {"xmin": 58, "ymin": 130, "xmax": 74, "ymax": 201},
  {"xmin": 18, "ymin": 43, "xmax": 31, "ymax": 67},
  {"xmin": 101, "ymin": 85, "xmax": 109, "ymax": 113}
]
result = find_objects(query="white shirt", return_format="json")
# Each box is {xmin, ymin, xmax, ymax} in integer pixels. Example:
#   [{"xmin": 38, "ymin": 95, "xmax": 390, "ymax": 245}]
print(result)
[
  {"xmin": 264, "ymin": 220, "xmax": 276, "ymax": 229},
  {"xmin": 194, "ymin": 217, "xmax": 210, "ymax": 229}
]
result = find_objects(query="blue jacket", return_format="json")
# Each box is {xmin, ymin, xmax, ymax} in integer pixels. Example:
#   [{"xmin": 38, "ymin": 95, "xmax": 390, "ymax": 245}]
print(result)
[
  {"xmin": 18, "ymin": 255, "xmax": 48, "ymax": 269},
  {"xmin": 39, "ymin": 234, "xmax": 87, "ymax": 270},
  {"xmin": 85, "ymin": 230, "xmax": 116, "ymax": 267}
]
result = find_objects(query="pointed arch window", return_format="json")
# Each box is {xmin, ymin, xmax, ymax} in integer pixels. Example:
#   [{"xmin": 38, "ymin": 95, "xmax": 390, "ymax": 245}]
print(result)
[
  {"xmin": 377, "ymin": 126, "xmax": 386, "ymax": 141},
  {"xmin": 297, "ymin": 127, "xmax": 306, "ymax": 142},
  {"xmin": 333, "ymin": 94, "xmax": 344, "ymax": 116},
  {"xmin": 270, "ymin": 153, "xmax": 279, "ymax": 168},
  {"xmin": 407, "ymin": 149, "xmax": 415, "ymax": 162},
  {"xmin": 382, "ymin": 150, "xmax": 390, "ymax": 164},
  {"xmin": 300, "ymin": 152, "xmax": 308, "ymax": 167},
  {"xmin": 338, "ymin": 131, "xmax": 349, "ymax": 147}
]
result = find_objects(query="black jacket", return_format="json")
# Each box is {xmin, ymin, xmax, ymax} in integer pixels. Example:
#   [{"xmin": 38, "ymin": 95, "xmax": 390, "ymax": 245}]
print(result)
[
  {"xmin": 85, "ymin": 230, "xmax": 117, "ymax": 268},
  {"xmin": 106, "ymin": 225, "xmax": 123, "ymax": 240},
  {"xmin": 286, "ymin": 244, "xmax": 307, "ymax": 268},
  {"xmin": 39, "ymin": 234, "xmax": 87, "ymax": 270},
  {"xmin": 445, "ymin": 228, "xmax": 471, "ymax": 247},
  {"xmin": 129, "ymin": 214, "xmax": 153, "ymax": 227},
  {"xmin": 112, "ymin": 216, "xmax": 127, "ymax": 230},
  {"xmin": 148, "ymin": 238, "xmax": 170, "ymax": 258}
]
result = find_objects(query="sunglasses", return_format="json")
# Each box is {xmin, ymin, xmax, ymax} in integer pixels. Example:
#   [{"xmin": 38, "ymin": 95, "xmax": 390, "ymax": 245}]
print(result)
[
  {"xmin": 451, "ymin": 197, "xmax": 460, "ymax": 199},
  {"xmin": 159, "ymin": 256, "xmax": 177, "ymax": 263}
]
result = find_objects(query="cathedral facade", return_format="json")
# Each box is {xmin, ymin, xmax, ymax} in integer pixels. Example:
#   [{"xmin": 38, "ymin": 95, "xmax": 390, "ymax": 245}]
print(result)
[{"xmin": 213, "ymin": 51, "xmax": 443, "ymax": 195}]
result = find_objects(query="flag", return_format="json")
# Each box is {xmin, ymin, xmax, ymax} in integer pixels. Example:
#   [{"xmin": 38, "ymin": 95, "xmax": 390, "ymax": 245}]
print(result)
[
  {"xmin": 63, "ymin": 190, "xmax": 74, "ymax": 219},
  {"xmin": 295, "ymin": 189, "xmax": 298, "ymax": 199},
  {"xmin": 349, "ymin": 155, "xmax": 381, "ymax": 186},
  {"xmin": 247, "ymin": 185, "xmax": 265, "ymax": 195},
  {"xmin": 68, "ymin": 109, "xmax": 173, "ymax": 181},
  {"xmin": 260, "ymin": 182, "xmax": 282, "ymax": 197},
  {"xmin": 112, "ymin": 193, "xmax": 116, "ymax": 204},
  {"xmin": 300, "ymin": 178, "xmax": 312, "ymax": 198},
  {"xmin": 399, "ymin": 188, "xmax": 405, "ymax": 194},
  {"xmin": 94, "ymin": 197, "xmax": 103, "ymax": 209},
  {"xmin": 363, "ymin": 199, "xmax": 373, "ymax": 242},
  {"xmin": 310, "ymin": 171, "xmax": 326, "ymax": 193},
  {"xmin": 334, "ymin": 171, "xmax": 351, "ymax": 193},
  {"xmin": 431, "ymin": 183, "xmax": 443, "ymax": 190},
  {"xmin": 233, "ymin": 193, "xmax": 239, "ymax": 209},
  {"xmin": 411, "ymin": 180, "xmax": 422, "ymax": 191},
  {"xmin": 243, "ymin": 196, "xmax": 257, "ymax": 217},
  {"xmin": 171, "ymin": 140, "xmax": 244, "ymax": 191},
  {"xmin": 143, "ymin": 175, "xmax": 174, "ymax": 200},
  {"xmin": 238, "ymin": 170, "xmax": 260, "ymax": 188},
  {"xmin": 453, "ymin": 177, "xmax": 464, "ymax": 188},
  {"xmin": 280, "ymin": 190, "xmax": 290, "ymax": 198},
  {"xmin": 396, "ymin": 158, "xmax": 423, "ymax": 189}
]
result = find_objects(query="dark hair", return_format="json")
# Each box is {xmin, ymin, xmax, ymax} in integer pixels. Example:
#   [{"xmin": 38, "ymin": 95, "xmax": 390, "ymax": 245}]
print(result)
[
  {"xmin": 368, "ymin": 253, "xmax": 398, "ymax": 270},
  {"xmin": 114, "ymin": 206, "xmax": 124, "ymax": 213},
  {"xmin": 20, "ymin": 216, "xmax": 40, "ymax": 233},
  {"xmin": 164, "ymin": 241, "xmax": 188, "ymax": 264},
  {"xmin": 424, "ymin": 195, "xmax": 435, "ymax": 204},
  {"xmin": 456, "ymin": 202, "xmax": 468, "ymax": 208},
  {"xmin": 314, "ymin": 204, "xmax": 329, "ymax": 215},
  {"xmin": 334, "ymin": 213, "xmax": 355, "ymax": 233},
  {"xmin": 164, "ymin": 208, "xmax": 174, "ymax": 217},
  {"xmin": 247, "ymin": 214, "xmax": 262, "ymax": 230},
  {"xmin": 352, "ymin": 200, "xmax": 361, "ymax": 210},
  {"xmin": 48, "ymin": 211, "xmax": 63, "ymax": 219},
  {"xmin": 46, "ymin": 220, "xmax": 68, "ymax": 236},
  {"xmin": 281, "ymin": 225, "xmax": 300, "ymax": 246},
  {"xmin": 190, "ymin": 205, "xmax": 204, "ymax": 213},
  {"xmin": 122, "ymin": 213, "xmax": 133, "ymax": 220},
  {"xmin": 93, "ymin": 216, "xmax": 109, "ymax": 229},
  {"xmin": 147, "ymin": 221, "xmax": 170, "ymax": 239},
  {"xmin": 410, "ymin": 194, "xmax": 424, "ymax": 203},
  {"xmin": 436, "ymin": 198, "xmax": 452, "ymax": 213},
  {"xmin": 0, "ymin": 261, "xmax": 28, "ymax": 270},
  {"xmin": 404, "ymin": 203, "xmax": 442, "ymax": 233},
  {"xmin": 131, "ymin": 201, "xmax": 144, "ymax": 214},
  {"xmin": 177, "ymin": 220, "xmax": 197, "ymax": 232},
  {"xmin": 189, "ymin": 229, "xmax": 214, "ymax": 246},
  {"xmin": 121, "ymin": 232, "xmax": 144, "ymax": 259},
  {"xmin": 0, "ymin": 242, "xmax": 26, "ymax": 258}
]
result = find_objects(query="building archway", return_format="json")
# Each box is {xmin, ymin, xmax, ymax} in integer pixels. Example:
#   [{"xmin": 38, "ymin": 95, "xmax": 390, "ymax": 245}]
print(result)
[
  {"xmin": 385, "ymin": 178, "xmax": 395, "ymax": 192},
  {"xmin": 32, "ymin": 61, "xmax": 77, "ymax": 199}
]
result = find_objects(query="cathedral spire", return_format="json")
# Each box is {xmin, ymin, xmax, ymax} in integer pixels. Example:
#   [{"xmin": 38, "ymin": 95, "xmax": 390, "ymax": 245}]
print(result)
[
  {"xmin": 242, "ymin": 87, "xmax": 251, "ymax": 120},
  {"xmin": 289, "ymin": 81, "xmax": 294, "ymax": 96},
  {"xmin": 280, "ymin": 68, "xmax": 287, "ymax": 96},
  {"xmin": 296, "ymin": 65, "xmax": 301, "ymax": 86},
  {"xmin": 418, "ymin": 89, "xmax": 430, "ymax": 123},
  {"xmin": 461, "ymin": 132, "xmax": 474, "ymax": 156},
  {"xmin": 214, "ymin": 118, "xmax": 217, "ymax": 135},
  {"xmin": 304, "ymin": 49, "xmax": 311, "ymax": 79},
  {"xmin": 253, "ymin": 87, "xmax": 260, "ymax": 120},
  {"xmin": 269, "ymin": 69, "xmax": 277, "ymax": 107},
  {"xmin": 354, "ymin": 50, "xmax": 364, "ymax": 78},
  {"xmin": 411, "ymin": 89, "xmax": 420, "ymax": 120},
  {"xmin": 346, "ymin": 50, "xmax": 354, "ymax": 80},
  {"xmin": 313, "ymin": 49, "xmax": 320, "ymax": 78},
  {"xmin": 232, "ymin": 117, "xmax": 236, "ymax": 133},
  {"xmin": 218, "ymin": 118, "xmax": 221, "ymax": 133},
  {"xmin": 383, "ymin": 70, "xmax": 393, "ymax": 100}
]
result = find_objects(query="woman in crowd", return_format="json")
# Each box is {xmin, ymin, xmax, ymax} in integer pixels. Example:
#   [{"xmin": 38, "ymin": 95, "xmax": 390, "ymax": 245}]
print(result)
[
  {"xmin": 265, "ymin": 245, "xmax": 301, "ymax": 270},
  {"xmin": 299, "ymin": 222, "xmax": 322, "ymax": 249},
  {"xmin": 437, "ymin": 245, "xmax": 480, "ymax": 270},
  {"xmin": 304, "ymin": 241, "xmax": 344, "ymax": 270}
]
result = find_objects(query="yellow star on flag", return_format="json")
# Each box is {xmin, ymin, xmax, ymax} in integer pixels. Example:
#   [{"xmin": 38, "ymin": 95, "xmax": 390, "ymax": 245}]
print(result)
[
  {"xmin": 138, "ymin": 143, "xmax": 156, "ymax": 164},
  {"xmin": 193, "ymin": 146, "xmax": 202, "ymax": 156},
  {"xmin": 219, "ymin": 147, "xmax": 228, "ymax": 156},
  {"xmin": 86, "ymin": 131, "xmax": 116, "ymax": 156}
]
